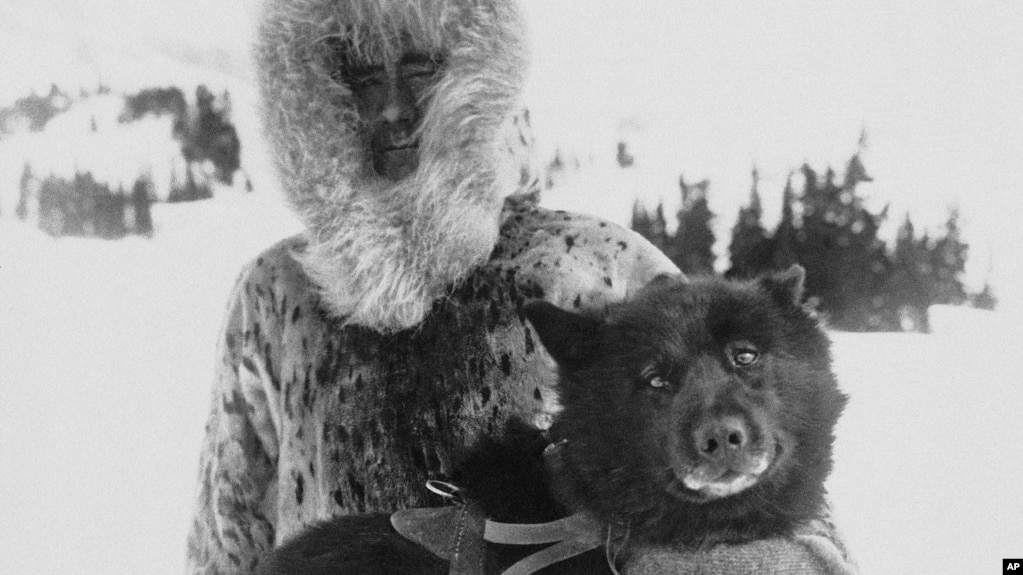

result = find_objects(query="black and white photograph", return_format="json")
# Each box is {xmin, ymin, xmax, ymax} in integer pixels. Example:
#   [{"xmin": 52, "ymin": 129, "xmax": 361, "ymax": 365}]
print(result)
[{"xmin": 1, "ymin": 1, "xmax": 1020, "ymax": 573}]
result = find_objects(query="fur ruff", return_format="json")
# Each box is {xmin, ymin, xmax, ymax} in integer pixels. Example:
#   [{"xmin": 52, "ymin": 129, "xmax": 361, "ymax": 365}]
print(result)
[{"xmin": 255, "ymin": 0, "xmax": 529, "ymax": 332}]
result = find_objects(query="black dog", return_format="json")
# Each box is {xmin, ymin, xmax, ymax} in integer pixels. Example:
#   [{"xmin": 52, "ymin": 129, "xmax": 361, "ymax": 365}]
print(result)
[{"xmin": 256, "ymin": 266, "xmax": 847, "ymax": 574}]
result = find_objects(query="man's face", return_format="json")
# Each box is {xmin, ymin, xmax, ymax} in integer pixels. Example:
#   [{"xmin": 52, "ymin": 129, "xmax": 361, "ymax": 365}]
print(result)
[{"xmin": 346, "ymin": 53, "xmax": 444, "ymax": 180}]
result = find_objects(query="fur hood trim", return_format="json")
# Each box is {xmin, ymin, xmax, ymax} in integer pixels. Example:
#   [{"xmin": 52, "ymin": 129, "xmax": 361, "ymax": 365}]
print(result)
[{"xmin": 255, "ymin": 0, "xmax": 529, "ymax": 332}]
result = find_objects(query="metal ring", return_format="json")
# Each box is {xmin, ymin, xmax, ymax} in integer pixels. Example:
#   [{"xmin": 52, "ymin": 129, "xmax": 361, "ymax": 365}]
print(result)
[{"xmin": 425, "ymin": 479, "xmax": 463, "ymax": 500}]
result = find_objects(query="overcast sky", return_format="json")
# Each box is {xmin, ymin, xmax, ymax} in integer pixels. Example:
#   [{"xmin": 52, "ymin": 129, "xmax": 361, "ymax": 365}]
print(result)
[
  {"xmin": 2, "ymin": 0, "xmax": 1021, "ymax": 311},
  {"xmin": 519, "ymin": 1, "xmax": 1023, "ymax": 301}
]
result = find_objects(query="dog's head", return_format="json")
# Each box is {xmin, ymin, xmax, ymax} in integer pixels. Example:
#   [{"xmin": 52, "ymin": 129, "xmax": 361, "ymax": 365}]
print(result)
[{"xmin": 523, "ymin": 266, "xmax": 847, "ymax": 544}]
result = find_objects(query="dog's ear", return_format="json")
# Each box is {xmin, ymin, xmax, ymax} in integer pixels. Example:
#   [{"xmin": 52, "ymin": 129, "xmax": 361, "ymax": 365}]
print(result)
[
  {"xmin": 522, "ymin": 301, "xmax": 602, "ymax": 370},
  {"xmin": 758, "ymin": 264, "xmax": 806, "ymax": 306}
]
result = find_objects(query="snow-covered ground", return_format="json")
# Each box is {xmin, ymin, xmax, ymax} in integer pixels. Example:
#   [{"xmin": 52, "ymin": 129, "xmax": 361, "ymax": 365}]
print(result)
[
  {"xmin": 1, "ymin": 191, "xmax": 1020, "ymax": 574},
  {"xmin": 0, "ymin": 194, "xmax": 302, "ymax": 574},
  {"xmin": 828, "ymin": 326, "xmax": 1023, "ymax": 573}
]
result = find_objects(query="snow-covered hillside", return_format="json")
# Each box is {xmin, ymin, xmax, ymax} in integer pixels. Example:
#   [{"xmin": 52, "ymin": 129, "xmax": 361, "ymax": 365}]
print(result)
[
  {"xmin": 0, "ymin": 94, "xmax": 186, "ymax": 207},
  {"xmin": 1, "ymin": 191, "xmax": 1020, "ymax": 574}
]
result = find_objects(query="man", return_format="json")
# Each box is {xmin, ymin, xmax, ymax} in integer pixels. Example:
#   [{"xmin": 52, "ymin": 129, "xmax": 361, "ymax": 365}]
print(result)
[{"xmin": 186, "ymin": 0, "xmax": 855, "ymax": 573}]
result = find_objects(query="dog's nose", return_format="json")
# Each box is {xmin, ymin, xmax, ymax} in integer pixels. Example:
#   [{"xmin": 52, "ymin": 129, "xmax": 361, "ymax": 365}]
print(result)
[{"xmin": 694, "ymin": 415, "xmax": 750, "ymax": 461}]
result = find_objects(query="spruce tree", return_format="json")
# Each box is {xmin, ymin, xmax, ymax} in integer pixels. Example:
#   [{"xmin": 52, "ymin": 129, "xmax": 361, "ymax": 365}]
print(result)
[
  {"xmin": 794, "ymin": 154, "xmax": 889, "ymax": 330},
  {"xmin": 167, "ymin": 162, "xmax": 213, "ymax": 202},
  {"xmin": 132, "ymin": 177, "xmax": 154, "ymax": 237},
  {"xmin": 970, "ymin": 282, "xmax": 997, "ymax": 311},
  {"xmin": 616, "ymin": 141, "xmax": 635, "ymax": 168},
  {"xmin": 927, "ymin": 206, "xmax": 968, "ymax": 306},
  {"xmin": 727, "ymin": 166, "xmax": 771, "ymax": 279},
  {"xmin": 840, "ymin": 154, "xmax": 890, "ymax": 330},
  {"xmin": 168, "ymin": 163, "xmax": 182, "ymax": 202},
  {"xmin": 100, "ymin": 187, "xmax": 127, "ymax": 239},
  {"xmin": 16, "ymin": 163, "xmax": 33, "ymax": 221},
  {"xmin": 668, "ymin": 176, "xmax": 716, "ymax": 276},
  {"xmin": 770, "ymin": 173, "xmax": 800, "ymax": 271},
  {"xmin": 794, "ymin": 163, "xmax": 831, "ymax": 307},
  {"xmin": 884, "ymin": 214, "xmax": 930, "ymax": 331},
  {"xmin": 66, "ymin": 171, "xmax": 97, "ymax": 237},
  {"xmin": 37, "ymin": 176, "xmax": 68, "ymax": 237},
  {"xmin": 630, "ymin": 200, "xmax": 669, "ymax": 253},
  {"xmin": 183, "ymin": 85, "xmax": 241, "ymax": 186},
  {"xmin": 969, "ymin": 256, "xmax": 997, "ymax": 311}
]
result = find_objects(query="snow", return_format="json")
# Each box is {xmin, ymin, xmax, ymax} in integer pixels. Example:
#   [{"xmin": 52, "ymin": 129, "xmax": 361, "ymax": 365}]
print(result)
[
  {"xmin": 1, "ymin": 192, "xmax": 1021, "ymax": 574},
  {"xmin": 2, "ymin": 1, "xmax": 1022, "ymax": 571},
  {"xmin": 828, "ymin": 325, "xmax": 1023, "ymax": 573},
  {"xmin": 0, "ymin": 195, "xmax": 301, "ymax": 575}
]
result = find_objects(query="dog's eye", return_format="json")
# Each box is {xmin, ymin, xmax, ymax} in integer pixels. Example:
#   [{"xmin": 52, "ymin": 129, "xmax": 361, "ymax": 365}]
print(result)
[
  {"xmin": 733, "ymin": 349, "xmax": 759, "ymax": 367},
  {"xmin": 648, "ymin": 375, "xmax": 670, "ymax": 389},
  {"xmin": 641, "ymin": 366, "xmax": 670, "ymax": 389}
]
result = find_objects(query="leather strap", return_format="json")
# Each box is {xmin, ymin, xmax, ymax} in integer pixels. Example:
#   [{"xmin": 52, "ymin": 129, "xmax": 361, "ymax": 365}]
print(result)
[
  {"xmin": 484, "ymin": 512, "xmax": 604, "ymax": 546},
  {"xmin": 391, "ymin": 505, "xmax": 609, "ymax": 575},
  {"xmin": 391, "ymin": 506, "xmax": 461, "ymax": 561},
  {"xmin": 390, "ymin": 504, "xmax": 487, "ymax": 575},
  {"xmin": 449, "ymin": 503, "xmax": 488, "ymax": 575},
  {"xmin": 500, "ymin": 538, "xmax": 604, "ymax": 575}
]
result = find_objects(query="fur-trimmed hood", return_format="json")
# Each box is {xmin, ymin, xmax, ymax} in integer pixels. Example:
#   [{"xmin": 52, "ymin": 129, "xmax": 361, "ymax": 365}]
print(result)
[{"xmin": 255, "ymin": 0, "xmax": 530, "ymax": 332}]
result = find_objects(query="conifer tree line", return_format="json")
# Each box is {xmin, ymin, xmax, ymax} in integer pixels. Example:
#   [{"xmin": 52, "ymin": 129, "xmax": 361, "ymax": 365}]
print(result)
[
  {"xmin": 630, "ymin": 152, "xmax": 996, "ymax": 332},
  {"xmin": 20, "ymin": 165, "xmax": 154, "ymax": 239}
]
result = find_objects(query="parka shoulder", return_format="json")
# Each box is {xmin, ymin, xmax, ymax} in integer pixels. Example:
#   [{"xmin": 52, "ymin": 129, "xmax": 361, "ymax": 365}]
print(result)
[{"xmin": 491, "ymin": 202, "xmax": 680, "ymax": 311}]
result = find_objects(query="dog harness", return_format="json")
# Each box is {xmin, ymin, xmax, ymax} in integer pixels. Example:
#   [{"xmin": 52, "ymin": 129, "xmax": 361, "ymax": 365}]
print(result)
[{"xmin": 390, "ymin": 479, "xmax": 624, "ymax": 575}]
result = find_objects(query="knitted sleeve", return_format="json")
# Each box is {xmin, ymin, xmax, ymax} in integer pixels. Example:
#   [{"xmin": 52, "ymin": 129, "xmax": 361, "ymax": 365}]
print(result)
[{"xmin": 624, "ymin": 510, "xmax": 858, "ymax": 575}]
